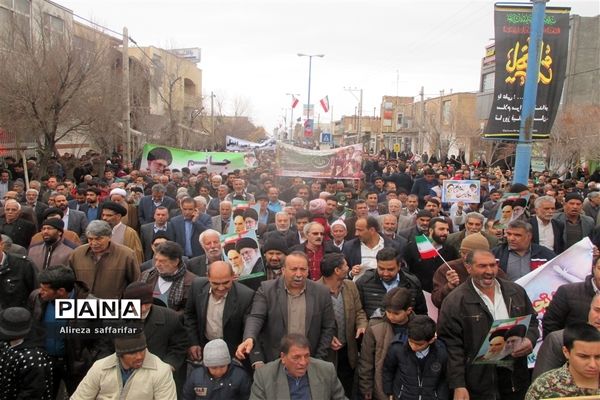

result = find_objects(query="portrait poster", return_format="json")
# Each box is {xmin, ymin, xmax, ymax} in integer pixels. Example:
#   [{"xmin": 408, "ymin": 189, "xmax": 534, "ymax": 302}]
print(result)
[
  {"xmin": 441, "ymin": 180, "xmax": 481, "ymax": 204},
  {"xmin": 483, "ymin": 5, "xmax": 570, "ymax": 140},
  {"xmin": 220, "ymin": 230, "xmax": 265, "ymax": 281},
  {"xmin": 473, "ymin": 315, "xmax": 532, "ymax": 366},
  {"xmin": 276, "ymin": 143, "xmax": 363, "ymax": 179},
  {"xmin": 140, "ymin": 144, "xmax": 246, "ymax": 174},
  {"xmin": 516, "ymin": 238, "xmax": 593, "ymax": 367},
  {"xmin": 494, "ymin": 192, "xmax": 531, "ymax": 229},
  {"xmin": 226, "ymin": 201, "xmax": 251, "ymax": 235}
]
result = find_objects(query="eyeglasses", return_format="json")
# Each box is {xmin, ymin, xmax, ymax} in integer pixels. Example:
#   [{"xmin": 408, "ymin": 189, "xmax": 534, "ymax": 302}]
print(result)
[{"xmin": 310, "ymin": 232, "xmax": 325, "ymax": 236}]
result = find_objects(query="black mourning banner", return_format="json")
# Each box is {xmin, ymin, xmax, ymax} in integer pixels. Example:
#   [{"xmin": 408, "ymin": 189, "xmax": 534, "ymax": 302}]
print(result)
[{"xmin": 483, "ymin": 4, "xmax": 570, "ymax": 140}]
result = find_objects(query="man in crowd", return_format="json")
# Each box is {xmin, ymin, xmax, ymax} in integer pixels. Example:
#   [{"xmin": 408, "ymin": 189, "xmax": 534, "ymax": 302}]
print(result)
[
  {"xmin": 526, "ymin": 323, "xmax": 600, "ymax": 399},
  {"xmin": 187, "ymin": 229, "xmax": 223, "ymax": 277},
  {"xmin": 70, "ymin": 334, "xmax": 177, "ymax": 399},
  {"xmin": 544, "ymin": 257, "xmax": 600, "ymax": 337},
  {"xmin": 139, "ymin": 241, "xmax": 197, "ymax": 312},
  {"xmin": 345, "ymin": 216, "xmax": 405, "ymax": 280},
  {"xmin": 262, "ymin": 236, "xmax": 288, "ymax": 280},
  {"xmin": 138, "ymin": 184, "xmax": 177, "ymax": 225},
  {"xmin": 530, "ymin": 195, "xmax": 565, "ymax": 254},
  {"xmin": 250, "ymin": 334, "xmax": 346, "ymax": 400},
  {"xmin": 356, "ymin": 247, "xmax": 427, "ymax": 318},
  {"xmin": 140, "ymin": 206, "xmax": 175, "ymax": 261},
  {"xmin": 438, "ymin": 249, "xmax": 538, "ymax": 400},
  {"xmin": 211, "ymin": 200, "xmax": 232, "ymax": 234},
  {"xmin": 291, "ymin": 221, "xmax": 340, "ymax": 280},
  {"xmin": 0, "ymin": 199, "xmax": 36, "ymax": 248},
  {"xmin": 492, "ymin": 220, "xmax": 556, "ymax": 281},
  {"xmin": 69, "ymin": 220, "xmax": 139, "ymax": 299},
  {"xmin": 398, "ymin": 210, "xmax": 432, "ymax": 240},
  {"xmin": 27, "ymin": 219, "xmax": 76, "ymax": 271},
  {"xmin": 172, "ymin": 197, "xmax": 206, "ymax": 258},
  {"xmin": 236, "ymin": 251, "xmax": 336, "ymax": 365},
  {"xmin": 318, "ymin": 253, "xmax": 368, "ymax": 396},
  {"xmin": 54, "ymin": 194, "xmax": 88, "ymax": 242},
  {"xmin": 100, "ymin": 201, "xmax": 144, "ymax": 264},
  {"xmin": 185, "ymin": 260, "xmax": 255, "ymax": 363},
  {"xmin": 553, "ymin": 193, "xmax": 595, "ymax": 249},
  {"xmin": 404, "ymin": 217, "xmax": 458, "ymax": 292},
  {"xmin": 445, "ymin": 212, "xmax": 497, "ymax": 254}
]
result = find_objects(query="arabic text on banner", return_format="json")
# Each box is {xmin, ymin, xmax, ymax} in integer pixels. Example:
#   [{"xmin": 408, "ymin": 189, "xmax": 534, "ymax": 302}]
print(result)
[
  {"xmin": 515, "ymin": 237, "xmax": 593, "ymax": 367},
  {"xmin": 441, "ymin": 180, "xmax": 481, "ymax": 204},
  {"xmin": 225, "ymin": 135, "xmax": 276, "ymax": 151},
  {"xmin": 140, "ymin": 144, "xmax": 247, "ymax": 174},
  {"xmin": 276, "ymin": 143, "xmax": 363, "ymax": 180},
  {"xmin": 483, "ymin": 5, "xmax": 570, "ymax": 140}
]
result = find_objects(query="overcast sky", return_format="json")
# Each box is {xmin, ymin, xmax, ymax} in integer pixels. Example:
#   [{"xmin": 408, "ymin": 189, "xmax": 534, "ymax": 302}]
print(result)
[{"xmin": 59, "ymin": 0, "xmax": 599, "ymax": 133}]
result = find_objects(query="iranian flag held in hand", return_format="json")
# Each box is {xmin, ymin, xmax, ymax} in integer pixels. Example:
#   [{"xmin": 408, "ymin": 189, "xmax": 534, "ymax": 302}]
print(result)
[{"xmin": 416, "ymin": 234, "xmax": 439, "ymax": 259}]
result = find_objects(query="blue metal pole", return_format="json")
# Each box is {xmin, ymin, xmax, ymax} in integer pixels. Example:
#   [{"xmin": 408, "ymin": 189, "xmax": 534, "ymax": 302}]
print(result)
[{"xmin": 513, "ymin": 0, "xmax": 548, "ymax": 185}]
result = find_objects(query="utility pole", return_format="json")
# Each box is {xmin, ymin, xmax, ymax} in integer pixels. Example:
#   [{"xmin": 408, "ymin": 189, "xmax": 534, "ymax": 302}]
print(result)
[
  {"xmin": 210, "ymin": 91, "xmax": 215, "ymax": 138},
  {"xmin": 438, "ymin": 89, "xmax": 444, "ymax": 159},
  {"xmin": 344, "ymin": 87, "xmax": 363, "ymax": 146},
  {"xmin": 122, "ymin": 27, "xmax": 131, "ymax": 164},
  {"xmin": 513, "ymin": 0, "xmax": 548, "ymax": 184},
  {"xmin": 420, "ymin": 86, "xmax": 425, "ymax": 154}
]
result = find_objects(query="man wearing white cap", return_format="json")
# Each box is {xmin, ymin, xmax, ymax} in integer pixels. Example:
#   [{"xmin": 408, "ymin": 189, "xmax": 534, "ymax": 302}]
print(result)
[{"xmin": 331, "ymin": 219, "xmax": 347, "ymax": 250}]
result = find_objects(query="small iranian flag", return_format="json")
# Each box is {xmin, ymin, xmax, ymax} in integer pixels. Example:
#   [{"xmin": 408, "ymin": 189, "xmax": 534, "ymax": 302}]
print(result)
[
  {"xmin": 320, "ymin": 96, "xmax": 330, "ymax": 112},
  {"xmin": 415, "ymin": 234, "xmax": 439, "ymax": 259},
  {"xmin": 291, "ymin": 95, "xmax": 299, "ymax": 109}
]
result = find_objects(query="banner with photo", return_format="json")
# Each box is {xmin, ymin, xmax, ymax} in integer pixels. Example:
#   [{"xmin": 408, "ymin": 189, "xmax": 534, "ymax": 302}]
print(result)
[
  {"xmin": 483, "ymin": 5, "xmax": 570, "ymax": 140},
  {"xmin": 441, "ymin": 180, "xmax": 481, "ymax": 204},
  {"xmin": 225, "ymin": 135, "xmax": 276, "ymax": 152},
  {"xmin": 276, "ymin": 143, "xmax": 363, "ymax": 179},
  {"xmin": 473, "ymin": 315, "xmax": 532, "ymax": 366},
  {"xmin": 516, "ymin": 237, "xmax": 594, "ymax": 367},
  {"xmin": 494, "ymin": 192, "xmax": 531, "ymax": 229},
  {"xmin": 220, "ymin": 230, "xmax": 265, "ymax": 282},
  {"xmin": 140, "ymin": 144, "xmax": 247, "ymax": 174}
]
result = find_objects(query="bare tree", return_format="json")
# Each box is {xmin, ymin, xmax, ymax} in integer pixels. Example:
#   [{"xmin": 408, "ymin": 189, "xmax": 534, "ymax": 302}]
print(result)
[
  {"xmin": 548, "ymin": 105, "xmax": 600, "ymax": 171},
  {"xmin": 0, "ymin": 13, "xmax": 114, "ymax": 172}
]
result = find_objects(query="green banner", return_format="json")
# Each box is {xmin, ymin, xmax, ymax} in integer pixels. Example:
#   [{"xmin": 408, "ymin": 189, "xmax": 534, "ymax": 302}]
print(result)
[{"xmin": 140, "ymin": 144, "xmax": 248, "ymax": 174}]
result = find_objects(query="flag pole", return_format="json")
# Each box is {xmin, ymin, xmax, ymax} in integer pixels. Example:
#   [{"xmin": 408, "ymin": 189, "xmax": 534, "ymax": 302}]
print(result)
[{"xmin": 422, "ymin": 234, "xmax": 454, "ymax": 272}]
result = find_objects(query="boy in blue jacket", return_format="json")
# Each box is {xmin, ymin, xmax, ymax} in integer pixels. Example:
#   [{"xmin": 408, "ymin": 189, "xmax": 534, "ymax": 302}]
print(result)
[
  {"xmin": 382, "ymin": 315, "xmax": 449, "ymax": 400},
  {"xmin": 183, "ymin": 339, "xmax": 251, "ymax": 400}
]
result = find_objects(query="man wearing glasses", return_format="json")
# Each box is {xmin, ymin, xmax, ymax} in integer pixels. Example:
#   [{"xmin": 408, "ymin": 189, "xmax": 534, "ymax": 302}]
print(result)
[{"xmin": 290, "ymin": 222, "xmax": 340, "ymax": 281}]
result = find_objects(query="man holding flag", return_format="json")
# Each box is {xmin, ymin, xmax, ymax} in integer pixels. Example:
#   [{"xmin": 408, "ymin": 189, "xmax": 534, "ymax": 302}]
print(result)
[{"xmin": 404, "ymin": 217, "xmax": 458, "ymax": 292}]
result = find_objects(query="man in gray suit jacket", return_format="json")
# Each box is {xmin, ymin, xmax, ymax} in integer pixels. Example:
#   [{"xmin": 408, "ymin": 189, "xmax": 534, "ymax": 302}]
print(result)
[
  {"xmin": 211, "ymin": 200, "xmax": 232, "ymax": 234},
  {"xmin": 250, "ymin": 333, "xmax": 346, "ymax": 400},
  {"xmin": 236, "ymin": 251, "xmax": 336, "ymax": 365}
]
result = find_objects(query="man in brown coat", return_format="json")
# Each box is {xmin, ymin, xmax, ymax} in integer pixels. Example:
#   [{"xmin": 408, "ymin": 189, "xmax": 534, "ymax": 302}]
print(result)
[
  {"xmin": 69, "ymin": 220, "xmax": 140, "ymax": 299},
  {"xmin": 318, "ymin": 253, "xmax": 367, "ymax": 398}
]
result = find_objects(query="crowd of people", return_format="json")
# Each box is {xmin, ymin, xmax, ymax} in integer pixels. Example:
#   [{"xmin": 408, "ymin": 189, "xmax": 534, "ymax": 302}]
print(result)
[{"xmin": 0, "ymin": 148, "xmax": 600, "ymax": 399}]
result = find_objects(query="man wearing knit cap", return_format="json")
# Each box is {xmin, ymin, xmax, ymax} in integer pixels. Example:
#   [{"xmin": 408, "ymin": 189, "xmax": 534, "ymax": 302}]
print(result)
[
  {"xmin": 71, "ymin": 333, "xmax": 177, "ymax": 399},
  {"xmin": 262, "ymin": 236, "xmax": 288, "ymax": 280},
  {"xmin": 431, "ymin": 232, "xmax": 507, "ymax": 308},
  {"xmin": 29, "ymin": 207, "xmax": 81, "ymax": 246},
  {"xmin": 28, "ymin": 219, "xmax": 76, "ymax": 271},
  {"xmin": 182, "ymin": 338, "xmax": 251, "ymax": 400},
  {"xmin": 101, "ymin": 201, "xmax": 144, "ymax": 264},
  {"xmin": 123, "ymin": 282, "xmax": 187, "ymax": 394}
]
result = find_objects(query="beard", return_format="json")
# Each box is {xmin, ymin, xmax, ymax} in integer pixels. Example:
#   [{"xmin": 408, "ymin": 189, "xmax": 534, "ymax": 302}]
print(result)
[{"xmin": 432, "ymin": 232, "xmax": 447, "ymax": 244}]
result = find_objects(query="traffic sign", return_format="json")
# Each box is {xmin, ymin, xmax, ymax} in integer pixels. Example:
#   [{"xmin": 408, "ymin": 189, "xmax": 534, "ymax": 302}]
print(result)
[
  {"xmin": 321, "ymin": 132, "xmax": 331, "ymax": 143},
  {"xmin": 393, "ymin": 143, "xmax": 401, "ymax": 153}
]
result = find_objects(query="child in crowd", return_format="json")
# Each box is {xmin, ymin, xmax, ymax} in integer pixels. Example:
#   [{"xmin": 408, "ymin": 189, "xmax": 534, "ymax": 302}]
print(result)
[
  {"xmin": 358, "ymin": 287, "xmax": 414, "ymax": 400},
  {"xmin": 383, "ymin": 315, "xmax": 449, "ymax": 400},
  {"xmin": 182, "ymin": 339, "xmax": 251, "ymax": 400}
]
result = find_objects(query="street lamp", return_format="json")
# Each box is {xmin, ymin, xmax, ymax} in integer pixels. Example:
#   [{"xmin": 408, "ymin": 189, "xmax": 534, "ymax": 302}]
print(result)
[{"xmin": 297, "ymin": 53, "xmax": 324, "ymax": 139}]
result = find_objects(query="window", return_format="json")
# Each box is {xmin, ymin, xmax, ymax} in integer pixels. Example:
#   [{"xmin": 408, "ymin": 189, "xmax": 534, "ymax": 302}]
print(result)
[
  {"xmin": 397, "ymin": 113, "xmax": 404, "ymax": 126},
  {"xmin": 44, "ymin": 13, "xmax": 64, "ymax": 34},
  {"xmin": 442, "ymin": 100, "xmax": 451, "ymax": 124},
  {"xmin": 0, "ymin": 0, "xmax": 30, "ymax": 47},
  {"xmin": 482, "ymin": 72, "xmax": 494, "ymax": 92}
]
